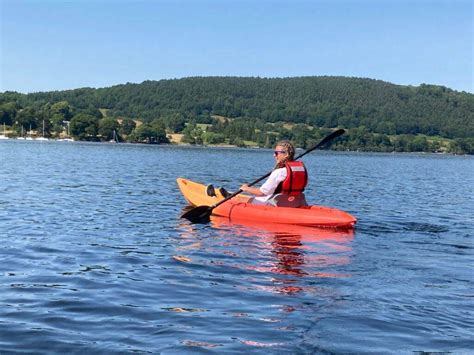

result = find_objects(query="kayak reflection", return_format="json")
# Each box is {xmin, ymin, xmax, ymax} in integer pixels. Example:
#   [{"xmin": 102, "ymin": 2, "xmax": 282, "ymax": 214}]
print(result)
[
  {"xmin": 177, "ymin": 210, "xmax": 354, "ymax": 295},
  {"xmin": 214, "ymin": 217, "xmax": 354, "ymax": 295},
  {"xmin": 209, "ymin": 215, "xmax": 354, "ymax": 245}
]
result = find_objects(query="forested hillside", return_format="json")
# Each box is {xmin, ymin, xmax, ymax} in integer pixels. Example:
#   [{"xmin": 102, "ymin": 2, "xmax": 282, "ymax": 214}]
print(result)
[{"xmin": 1, "ymin": 76, "xmax": 473, "ymax": 153}]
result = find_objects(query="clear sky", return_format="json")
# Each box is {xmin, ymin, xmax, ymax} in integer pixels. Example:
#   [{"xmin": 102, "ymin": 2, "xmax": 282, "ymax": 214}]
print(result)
[{"xmin": 1, "ymin": 0, "xmax": 472, "ymax": 94}]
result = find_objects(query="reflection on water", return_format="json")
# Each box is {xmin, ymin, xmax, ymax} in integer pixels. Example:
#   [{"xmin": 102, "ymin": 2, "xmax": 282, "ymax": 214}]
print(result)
[{"xmin": 177, "ymin": 212, "xmax": 354, "ymax": 295}]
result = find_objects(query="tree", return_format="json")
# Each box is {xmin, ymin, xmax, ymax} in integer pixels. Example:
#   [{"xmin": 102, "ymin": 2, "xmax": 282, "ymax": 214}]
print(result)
[
  {"xmin": 407, "ymin": 135, "xmax": 429, "ymax": 152},
  {"xmin": 393, "ymin": 135, "xmax": 409, "ymax": 152},
  {"xmin": 290, "ymin": 124, "xmax": 312, "ymax": 148},
  {"xmin": 229, "ymin": 136, "xmax": 245, "ymax": 147},
  {"xmin": 131, "ymin": 124, "xmax": 154, "ymax": 143},
  {"xmin": 182, "ymin": 123, "xmax": 203, "ymax": 145},
  {"xmin": 151, "ymin": 118, "xmax": 166, "ymax": 134},
  {"xmin": 130, "ymin": 122, "xmax": 168, "ymax": 144},
  {"xmin": 0, "ymin": 102, "xmax": 17, "ymax": 125},
  {"xmin": 449, "ymin": 138, "xmax": 474, "ymax": 154},
  {"xmin": 50, "ymin": 101, "xmax": 73, "ymax": 134},
  {"xmin": 50, "ymin": 101, "xmax": 72, "ymax": 119},
  {"xmin": 70, "ymin": 113, "xmax": 99, "ymax": 140},
  {"xmin": 15, "ymin": 107, "xmax": 37, "ymax": 134},
  {"xmin": 120, "ymin": 118, "xmax": 136, "ymax": 135},
  {"xmin": 203, "ymin": 131, "xmax": 226, "ymax": 145},
  {"xmin": 163, "ymin": 112, "xmax": 186, "ymax": 133},
  {"xmin": 98, "ymin": 118, "xmax": 120, "ymax": 141}
]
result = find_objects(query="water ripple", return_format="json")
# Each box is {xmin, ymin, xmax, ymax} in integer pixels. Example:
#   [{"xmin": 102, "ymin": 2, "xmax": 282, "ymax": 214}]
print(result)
[{"xmin": 0, "ymin": 142, "xmax": 473, "ymax": 352}]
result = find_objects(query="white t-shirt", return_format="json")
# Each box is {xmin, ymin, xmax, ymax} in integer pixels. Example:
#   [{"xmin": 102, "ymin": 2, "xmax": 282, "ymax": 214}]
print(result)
[{"xmin": 254, "ymin": 167, "xmax": 287, "ymax": 204}]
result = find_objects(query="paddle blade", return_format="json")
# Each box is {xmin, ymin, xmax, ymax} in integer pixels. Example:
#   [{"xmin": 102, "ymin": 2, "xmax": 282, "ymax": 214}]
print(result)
[
  {"xmin": 181, "ymin": 205, "xmax": 213, "ymax": 223},
  {"xmin": 294, "ymin": 128, "xmax": 346, "ymax": 160}
]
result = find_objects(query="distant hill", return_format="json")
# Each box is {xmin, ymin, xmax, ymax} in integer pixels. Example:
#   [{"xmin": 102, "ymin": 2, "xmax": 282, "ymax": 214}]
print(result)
[
  {"xmin": 1, "ymin": 76, "xmax": 473, "ymax": 153},
  {"xmin": 4, "ymin": 76, "xmax": 472, "ymax": 139}
]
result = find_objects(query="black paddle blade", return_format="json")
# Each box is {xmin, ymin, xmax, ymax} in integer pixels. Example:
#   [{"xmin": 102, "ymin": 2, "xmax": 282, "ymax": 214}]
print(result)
[
  {"xmin": 294, "ymin": 128, "xmax": 346, "ymax": 160},
  {"xmin": 181, "ymin": 205, "xmax": 213, "ymax": 223},
  {"xmin": 315, "ymin": 128, "xmax": 345, "ymax": 149}
]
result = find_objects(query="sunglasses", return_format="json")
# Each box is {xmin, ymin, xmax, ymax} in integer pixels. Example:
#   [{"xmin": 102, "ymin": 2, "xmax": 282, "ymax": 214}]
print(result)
[{"xmin": 273, "ymin": 150, "xmax": 286, "ymax": 156}]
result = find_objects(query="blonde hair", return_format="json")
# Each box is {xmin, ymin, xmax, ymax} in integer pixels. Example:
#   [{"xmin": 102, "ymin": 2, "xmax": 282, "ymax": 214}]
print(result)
[{"xmin": 274, "ymin": 140, "xmax": 295, "ymax": 169}]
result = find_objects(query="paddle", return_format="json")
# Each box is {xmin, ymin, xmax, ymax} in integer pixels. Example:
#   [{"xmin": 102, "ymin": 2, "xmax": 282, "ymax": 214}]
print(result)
[{"xmin": 181, "ymin": 128, "xmax": 346, "ymax": 223}]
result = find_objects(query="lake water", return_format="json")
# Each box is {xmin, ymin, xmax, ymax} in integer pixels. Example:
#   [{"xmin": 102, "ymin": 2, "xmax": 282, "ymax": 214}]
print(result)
[{"xmin": 0, "ymin": 140, "xmax": 473, "ymax": 353}]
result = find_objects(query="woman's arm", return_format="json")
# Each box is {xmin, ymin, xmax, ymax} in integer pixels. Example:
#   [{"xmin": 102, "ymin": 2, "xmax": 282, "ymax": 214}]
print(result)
[
  {"xmin": 239, "ymin": 168, "xmax": 286, "ymax": 197},
  {"xmin": 240, "ymin": 184, "xmax": 265, "ymax": 196}
]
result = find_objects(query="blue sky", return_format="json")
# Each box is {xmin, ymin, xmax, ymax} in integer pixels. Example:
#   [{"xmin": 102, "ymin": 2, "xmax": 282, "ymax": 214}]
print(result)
[{"xmin": 1, "ymin": 0, "xmax": 472, "ymax": 93}]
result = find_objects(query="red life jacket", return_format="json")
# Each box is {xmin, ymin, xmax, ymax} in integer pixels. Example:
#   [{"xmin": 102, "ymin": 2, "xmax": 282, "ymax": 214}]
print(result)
[{"xmin": 275, "ymin": 161, "xmax": 308, "ymax": 196}]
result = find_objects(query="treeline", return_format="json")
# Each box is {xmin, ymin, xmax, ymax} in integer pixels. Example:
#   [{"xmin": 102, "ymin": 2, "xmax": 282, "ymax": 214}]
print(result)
[
  {"xmin": 0, "ymin": 99, "xmax": 169, "ymax": 143},
  {"xmin": 0, "ymin": 76, "xmax": 473, "ymax": 153},
  {"xmin": 182, "ymin": 118, "xmax": 473, "ymax": 154}
]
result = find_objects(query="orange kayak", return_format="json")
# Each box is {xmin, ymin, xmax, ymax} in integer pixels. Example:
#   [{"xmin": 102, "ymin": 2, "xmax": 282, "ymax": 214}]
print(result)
[{"xmin": 177, "ymin": 178, "xmax": 357, "ymax": 229}]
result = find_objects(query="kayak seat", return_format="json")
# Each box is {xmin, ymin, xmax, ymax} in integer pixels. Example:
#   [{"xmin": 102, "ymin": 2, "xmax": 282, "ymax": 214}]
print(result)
[
  {"xmin": 218, "ymin": 187, "xmax": 230, "ymax": 198},
  {"xmin": 268, "ymin": 193, "xmax": 308, "ymax": 208},
  {"xmin": 206, "ymin": 184, "xmax": 217, "ymax": 197}
]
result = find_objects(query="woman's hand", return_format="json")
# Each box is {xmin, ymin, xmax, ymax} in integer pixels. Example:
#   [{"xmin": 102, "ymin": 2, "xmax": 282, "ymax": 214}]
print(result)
[
  {"xmin": 240, "ymin": 184, "xmax": 249, "ymax": 192},
  {"xmin": 240, "ymin": 184, "xmax": 264, "ymax": 196}
]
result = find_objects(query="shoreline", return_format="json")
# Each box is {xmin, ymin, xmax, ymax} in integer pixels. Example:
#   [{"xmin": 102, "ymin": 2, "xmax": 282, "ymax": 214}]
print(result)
[{"xmin": 1, "ymin": 137, "xmax": 468, "ymax": 156}]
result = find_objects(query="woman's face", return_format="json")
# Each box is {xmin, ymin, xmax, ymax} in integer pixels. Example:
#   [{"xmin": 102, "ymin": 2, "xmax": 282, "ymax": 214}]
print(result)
[{"xmin": 273, "ymin": 145, "xmax": 287, "ymax": 163}]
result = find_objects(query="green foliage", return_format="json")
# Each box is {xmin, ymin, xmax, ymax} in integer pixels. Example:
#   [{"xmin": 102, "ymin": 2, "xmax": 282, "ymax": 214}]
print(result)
[
  {"xmin": 447, "ymin": 138, "xmax": 474, "ymax": 154},
  {"xmin": 50, "ymin": 101, "xmax": 73, "ymax": 119},
  {"xmin": 203, "ymin": 131, "xmax": 226, "ymax": 145},
  {"xmin": 119, "ymin": 118, "xmax": 136, "ymax": 135},
  {"xmin": 160, "ymin": 112, "xmax": 186, "ymax": 133},
  {"xmin": 130, "ymin": 124, "xmax": 154, "ymax": 143},
  {"xmin": 229, "ymin": 136, "xmax": 246, "ymax": 147},
  {"xmin": 70, "ymin": 113, "xmax": 99, "ymax": 140},
  {"xmin": 0, "ymin": 76, "xmax": 472, "ymax": 151},
  {"xmin": 15, "ymin": 107, "xmax": 37, "ymax": 133},
  {"xmin": 129, "ymin": 123, "xmax": 169, "ymax": 144},
  {"xmin": 98, "ymin": 118, "xmax": 120, "ymax": 141},
  {"xmin": 0, "ymin": 102, "xmax": 18, "ymax": 125},
  {"xmin": 181, "ymin": 123, "xmax": 204, "ymax": 145}
]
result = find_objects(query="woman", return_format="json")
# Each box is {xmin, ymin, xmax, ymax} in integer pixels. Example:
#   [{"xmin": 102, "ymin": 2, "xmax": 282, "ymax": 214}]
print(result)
[{"xmin": 240, "ymin": 140, "xmax": 308, "ymax": 207}]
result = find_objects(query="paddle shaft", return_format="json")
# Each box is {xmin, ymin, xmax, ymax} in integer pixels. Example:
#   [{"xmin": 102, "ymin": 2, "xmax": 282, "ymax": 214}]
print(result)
[{"xmin": 208, "ymin": 128, "xmax": 346, "ymax": 210}]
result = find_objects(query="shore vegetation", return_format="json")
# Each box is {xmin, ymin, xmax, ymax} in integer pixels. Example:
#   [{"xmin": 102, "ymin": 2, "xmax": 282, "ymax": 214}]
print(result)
[{"xmin": 1, "ymin": 76, "xmax": 472, "ymax": 153}]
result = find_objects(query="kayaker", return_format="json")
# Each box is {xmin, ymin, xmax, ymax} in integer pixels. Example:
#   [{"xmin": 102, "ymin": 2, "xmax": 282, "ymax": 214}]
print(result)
[{"xmin": 240, "ymin": 140, "xmax": 308, "ymax": 207}]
